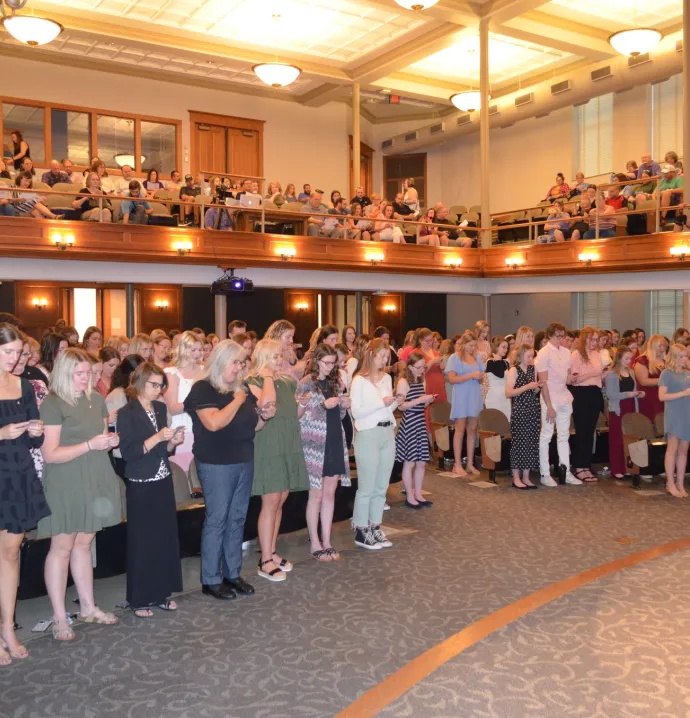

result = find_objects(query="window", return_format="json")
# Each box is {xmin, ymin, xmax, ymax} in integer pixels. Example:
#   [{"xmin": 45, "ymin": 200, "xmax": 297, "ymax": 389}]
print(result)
[
  {"xmin": 141, "ymin": 121, "xmax": 177, "ymax": 174},
  {"xmin": 574, "ymin": 93, "xmax": 613, "ymax": 177},
  {"xmin": 651, "ymin": 75, "xmax": 683, "ymax": 162},
  {"xmin": 51, "ymin": 110, "xmax": 91, "ymax": 167},
  {"xmin": 650, "ymin": 290, "xmax": 683, "ymax": 338},
  {"xmin": 2, "ymin": 103, "xmax": 45, "ymax": 165},
  {"xmin": 579, "ymin": 292, "xmax": 611, "ymax": 328},
  {"xmin": 384, "ymin": 153, "xmax": 426, "ymax": 207},
  {"xmin": 97, "ymin": 115, "xmax": 135, "ymax": 171}
]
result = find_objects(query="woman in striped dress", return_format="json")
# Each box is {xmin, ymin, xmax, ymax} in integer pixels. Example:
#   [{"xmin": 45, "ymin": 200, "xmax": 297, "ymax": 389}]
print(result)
[{"xmin": 395, "ymin": 350, "xmax": 436, "ymax": 509}]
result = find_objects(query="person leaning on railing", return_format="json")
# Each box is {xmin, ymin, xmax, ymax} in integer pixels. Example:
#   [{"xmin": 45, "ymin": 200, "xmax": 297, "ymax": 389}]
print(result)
[{"xmin": 583, "ymin": 189, "xmax": 616, "ymax": 239}]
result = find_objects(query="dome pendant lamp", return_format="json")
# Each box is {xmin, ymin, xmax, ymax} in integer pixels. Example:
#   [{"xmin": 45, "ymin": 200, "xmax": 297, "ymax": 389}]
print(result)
[
  {"xmin": 394, "ymin": 0, "xmax": 440, "ymax": 10},
  {"xmin": 0, "ymin": 0, "xmax": 63, "ymax": 46},
  {"xmin": 608, "ymin": 2, "xmax": 661, "ymax": 57},
  {"xmin": 252, "ymin": 13, "xmax": 301, "ymax": 89}
]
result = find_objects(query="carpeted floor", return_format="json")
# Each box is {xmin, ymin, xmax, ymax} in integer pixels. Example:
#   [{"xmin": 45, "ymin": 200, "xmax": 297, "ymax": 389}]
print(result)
[{"xmin": 2, "ymin": 471, "xmax": 689, "ymax": 717}]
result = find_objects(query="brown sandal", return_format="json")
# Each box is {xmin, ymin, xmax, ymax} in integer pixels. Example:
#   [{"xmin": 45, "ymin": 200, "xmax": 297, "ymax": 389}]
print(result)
[{"xmin": 78, "ymin": 607, "xmax": 118, "ymax": 625}]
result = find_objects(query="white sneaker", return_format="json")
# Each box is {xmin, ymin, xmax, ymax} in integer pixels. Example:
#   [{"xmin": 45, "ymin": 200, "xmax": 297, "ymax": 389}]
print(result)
[
  {"xmin": 565, "ymin": 472, "xmax": 583, "ymax": 485},
  {"xmin": 541, "ymin": 475, "xmax": 558, "ymax": 487}
]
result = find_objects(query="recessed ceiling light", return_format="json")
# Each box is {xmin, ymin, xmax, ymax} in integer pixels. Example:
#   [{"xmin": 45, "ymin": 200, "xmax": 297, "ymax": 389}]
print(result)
[{"xmin": 380, "ymin": 88, "xmax": 392, "ymax": 95}]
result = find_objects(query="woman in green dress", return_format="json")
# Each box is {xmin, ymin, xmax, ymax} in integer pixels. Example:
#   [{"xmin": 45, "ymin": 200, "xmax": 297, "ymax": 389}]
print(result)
[
  {"xmin": 247, "ymin": 339, "xmax": 309, "ymax": 582},
  {"xmin": 39, "ymin": 348, "xmax": 122, "ymax": 641}
]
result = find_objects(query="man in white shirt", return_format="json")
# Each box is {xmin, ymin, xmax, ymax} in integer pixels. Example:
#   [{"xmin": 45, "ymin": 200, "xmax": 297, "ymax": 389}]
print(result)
[
  {"xmin": 535, "ymin": 322, "xmax": 582, "ymax": 486},
  {"xmin": 113, "ymin": 165, "xmax": 135, "ymax": 195}
]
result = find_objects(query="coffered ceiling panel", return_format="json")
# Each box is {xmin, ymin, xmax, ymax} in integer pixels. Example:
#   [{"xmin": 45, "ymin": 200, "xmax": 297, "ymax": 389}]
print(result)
[{"xmin": 541, "ymin": 0, "xmax": 682, "ymax": 32}]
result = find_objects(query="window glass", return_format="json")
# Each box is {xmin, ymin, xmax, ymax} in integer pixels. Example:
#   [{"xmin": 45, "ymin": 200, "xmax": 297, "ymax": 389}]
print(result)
[
  {"xmin": 97, "ymin": 115, "xmax": 135, "ymax": 170},
  {"xmin": 2, "ymin": 103, "xmax": 45, "ymax": 165},
  {"xmin": 574, "ymin": 94, "xmax": 613, "ymax": 177},
  {"xmin": 51, "ymin": 110, "xmax": 91, "ymax": 167},
  {"xmin": 141, "ymin": 121, "xmax": 176, "ymax": 174}
]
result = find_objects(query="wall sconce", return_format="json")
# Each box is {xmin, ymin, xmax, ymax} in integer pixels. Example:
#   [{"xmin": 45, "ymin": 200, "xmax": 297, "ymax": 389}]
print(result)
[
  {"xmin": 444, "ymin": 256, "xmax": 463, "ymax": 269},
  {"xmin": 505, "ymin": 255, "xmax": 525, "ymax": 270},
  {"xmin": 365, "ymin": 250, "xmax": 384, "ymax": 265},
  {"xmin": 578, "ymin": 251, "xmax": 599, "ymax": 266},
  {"xmin": 155, "ymin": 299, "xmax": 169, "ymax": 311},
  {"xmin": 295, "ymin": 301, "xmax": 309, "ymax": 312},
  {"xmin": 670, "ymin": 245, "xmax": 689, "ymax": 260},
  {"xmin": 173, "ymin": 239, "xmax": 193, "ymax": 255},
  {"xmin": 276, "ymin": 246, "xmax": 296, "ymax": 261},
  {"xmin": 51, "ymin": 231, "xmax": 74, "ymax": 251},
  {"xmin": 32, "ymin": 298, "xmax": 48, "ymax": 310},
  {"xmin": 383, "ymin": 303, "xmax": 396, "ymax": 313}
]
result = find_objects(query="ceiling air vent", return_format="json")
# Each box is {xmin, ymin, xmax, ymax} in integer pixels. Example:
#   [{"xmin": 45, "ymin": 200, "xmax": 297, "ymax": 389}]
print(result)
[
  {"xmin": 404, "ymin": 131, "xmax": 418, "ymax": 142},
  {"xmin": 488, "ymin": 104, "xmax": 499, "ymax": 115},
  {"xmin": 429, "ymin": 122, "xmax": 445, "ymax": 135},
  {"xmin": 591, "ymin": 65, "xmax": 612, "ymax": 82},
  {"xmin": 629, "ymin": 53, "xmax": 650, "ymax": 68},
  {"xmin": 381, "ymin": 139, "xmax": 394, "ymax": 150},
  {"xmin": 456, "ymin": 114, "xmax": 472, "ymax": 126},
  {"xmin": 514, "ymin": 92, "xmax": 534, "ymax": 108},
  {"xmin": 551, "ymin": 79, "xmax": 571, "ymax": 95}
]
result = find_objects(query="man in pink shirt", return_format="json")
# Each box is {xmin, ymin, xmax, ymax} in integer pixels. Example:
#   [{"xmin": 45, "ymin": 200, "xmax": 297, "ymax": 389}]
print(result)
[{"xmin": 535, "ymin": 322, "xmax": 582, "ymax": 487}]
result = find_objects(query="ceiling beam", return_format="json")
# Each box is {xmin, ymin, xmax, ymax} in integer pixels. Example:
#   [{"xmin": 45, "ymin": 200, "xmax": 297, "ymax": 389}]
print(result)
[
  {"xmin": 300, "ymin": 83, "xmax": 351, "ymax": 108},
  {"xmin": 481, "ymin": 0, "xmax": 551, "ymax": 25}
]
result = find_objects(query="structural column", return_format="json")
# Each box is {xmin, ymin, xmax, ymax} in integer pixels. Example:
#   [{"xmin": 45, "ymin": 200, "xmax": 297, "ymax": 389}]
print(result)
[
  {"xmin": 479, "ymin": 18, "xmax": 491, "ymax": 249},
  {"xmin": 352, "ymin": 83, "xmax": 361, "ymax": 197},
  {"xmin": 355, "ymin": 290, "xmax": 363, "ymax": 335},
  {"xmin": 684, "ymin": 0, "xmax": 689, "ymax": 166},
  {"xmin": 214, "ymin": 295, "xmax": 227, "ymax": 339},
  {"xmin": 483, "ymin": 293, "xmax": 491, "ymax": 325},
  {"xmin": 125, "ymin": 283, "xmax": 135, "ymax": 338}
]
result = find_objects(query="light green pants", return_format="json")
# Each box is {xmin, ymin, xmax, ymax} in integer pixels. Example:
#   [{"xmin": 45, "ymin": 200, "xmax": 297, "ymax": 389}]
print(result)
[{"xmin": 353, "ymin": 425, "xmax": 395, "ymax": 527}]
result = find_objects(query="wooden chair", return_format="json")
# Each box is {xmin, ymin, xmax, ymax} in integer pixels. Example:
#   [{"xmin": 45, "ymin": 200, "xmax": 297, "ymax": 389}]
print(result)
[
  {"xmin": 478, "ymin": 408, "xmax": 511, "ymax": 483},
  {"xmin": 622, "ymin": 412, "xmax": 666, "ymax": 488},
  {"xmin": 429, "ymin": 400, "xmax": 453, "ymax": 469},
  {"xmin": 170, "ymin": 462, "xmax": 192, "ymax": 505},
  {"xmin": 468, "ymin": 204, "xmax": 482, "ymax": 214},
  {"xmin": 654, "ymin": 412, "xmax": 665, "ymax": 437},
  {"xmin": 448, "ymin": 205, "xmax": 467, "ymax": 222},
  {"xmin": 33, "ymin": 180, "xmax": 50, "ymax": 192},
  {"xmin": 615, "ymin": 213, "xmax": 628, "ymax": 236}
]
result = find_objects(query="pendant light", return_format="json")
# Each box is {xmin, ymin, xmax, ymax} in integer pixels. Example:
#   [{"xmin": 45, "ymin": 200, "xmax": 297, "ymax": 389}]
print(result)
[
  {"xmin": 0, "ymin": 0, "xmax": 63, "ymax": 46},
  {"xmin": 450, "ymin": 91, "xmax": 489, "ymax": 113},
  {"xmin": 608, "ymin": 2, "xmax": 661, "ymax": 57},
  {"xmin": 394, "ymin": 0, "xmax": 440, "ymax": 9},
  {"xmin": 252, "ymin": 13, "xmax": 301, "ymax": 89}
]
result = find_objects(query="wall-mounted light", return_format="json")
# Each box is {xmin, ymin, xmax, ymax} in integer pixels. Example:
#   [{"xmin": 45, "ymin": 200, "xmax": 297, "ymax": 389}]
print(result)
[
  {"xmin": 155, "ymin": 299, "xmax": 169, "ymax": 311},
  {"xmin": 383, "ymin": 303, "xmax": 397, "ymax": 313},
  {"xmin": 444, "ymin": 256, "xmax": 463, "ymax": 269},
  {"xmin": 670, "ymin": 246, "xmax": 689, "ymax": 261},
  {"xmin": 51, "ymin": 231, "xmax": 74, "ymax": 251},
  {"xmin": 505, "ymin": 255, "xmax": 525, "ymax": 270},
  {"xmin": 578, "ymin": 251, "xmax": 599, "ymax": 266},
  {"xmin": 365, "ymin": 250, "xmax": 384, "ymax": 265},
  {"xmin": 173, "ymin": 239, "xmax": 193, "ymax": 255},
  {"xmin": 32, "ymin": 297, "xmax": 48, "ymax": 310},
  {"xmin": 295, "ymin": 301, "xmax": 309, "ymax": 312},
  {"xmin": 276, "ymin": 246, "xmax": 296, "ymax": 261}
]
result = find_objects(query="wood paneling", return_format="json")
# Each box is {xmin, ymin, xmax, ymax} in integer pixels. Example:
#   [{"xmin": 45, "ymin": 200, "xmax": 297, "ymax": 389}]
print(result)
[
  {"xmin": 138, "ymin": 286, "xmax": 182, "ymax": 334},
  {"xmin": 370, "ymin": 293, "xmax": 404, "ymax": 346},
  {"xmin": 228, "ymin": 129, "xmax": 260, "ymax": 178},
  {"xmin": 196, "ymin": 125, "xmax": 227, "ymax": 176},
  {"xmin": 14, "ymin": 282, "xmax": 62, "ymax": 339},
  {"xmin": 285, "ymin": 290, "xmax": 318, "ymax": 347}
]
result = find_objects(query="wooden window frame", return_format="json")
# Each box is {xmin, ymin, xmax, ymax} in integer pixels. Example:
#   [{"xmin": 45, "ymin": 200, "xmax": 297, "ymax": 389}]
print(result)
[
  {"xmin": 383, "ymin": 152, "xmax": 427, "ymax": 208},
  {"xmin": 0, "ymin": 95, "xmax": 182, "ymax": 178}
]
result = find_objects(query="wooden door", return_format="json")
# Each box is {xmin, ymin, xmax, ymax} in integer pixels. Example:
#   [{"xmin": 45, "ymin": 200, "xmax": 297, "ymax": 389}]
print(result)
[
  {"xmin": 349, "ymin": 137, "xmax": 374, "ymax": 198},
  {"xmin": 228, "ymin": 128, "xmax": 260, "ymax": 178},
  {"xmin": 195, "ymin": 124, "xmax": 227, "ymax": 176}
]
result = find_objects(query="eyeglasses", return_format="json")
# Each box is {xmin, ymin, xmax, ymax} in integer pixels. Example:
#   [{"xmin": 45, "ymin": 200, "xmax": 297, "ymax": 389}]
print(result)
[
  {"xmin": 146, "ymin": 381, "xmax": 164, "ymax": 389},
  {"xmin": 232, "ymin": 359, "xmax": 248, "ymax": 367},
  {"xmin": 320, "ymin": 360, "xmax": 337, "ymax": 367}
]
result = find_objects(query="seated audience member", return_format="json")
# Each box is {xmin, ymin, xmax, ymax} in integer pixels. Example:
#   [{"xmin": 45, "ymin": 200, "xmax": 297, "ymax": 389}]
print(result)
[
  {"xmin": 284, "ymin": 183, "xmax": 298, "ymax": 203},
  {"xmin": 204, "ymin": 195, "xmax": 234, "ymax": 231},
  {"xmin": 345, "ymin": 203, "xmax": 363, "ymax": 240},
  {"xmin": 543, "ymin": 200, "xmax": 573, "ymax": 242},
  {"xmin": 544, "ymin": 173, "xmax": 570, "ymax": 203},
  {"xmin": 265, "ymin": 181, "xmax": 283, "ymax": 203},
  {"xmin": 633, "ymin": 170, "xmax": 657, "ymax": 201},
  {"xmin": 205, "ymin": 176, "xmax": 222, "ymax": 198},
  {"xmin": 72, "ymin": 171, "xmax": 113, "ymax": 222},
  {"xmin": 434, "ymin": 203, "xmax": 472, "ymax": 247},
  {"xmin": 234, "ymin": 179, "xmax": 251, "ymax": 200},
  {"xmin": 665, "ymin": 151, "xmax": 683, "ymax": 174},
  {"xmin": 91, "ymin": 160, "xmax": 114, "ymax": 194},
  {"xmin": 0, "ymin": 158, "xmax": 11, "ymax": 179},
  {"xmin": 351, "ymin": 186, "xmax": 372, "ymax": 213},
  {"xmin": 60, "ymin": 158, "xmax": 79, "ymax": 185},
  {"xmin": 351, "ymin": 202, "xmax": 374, "ymax": 241},
  {"xmin": 418, "ymin": 207, "xmax": 441, "ymax": 245},
  {"xmin": 41, "ymin": 160, "xmax": 69, "ymax": 187},
  {"xmin": 328, "ymin": 190, "xmax": 346, "ymax": 211},
  {"xmin": 655, "ymin": 164, "xmax": 684, "ymax": 222},
  {"xmin": 569, "ymin": 172, "xmax": 588, "ymax": 197},
  {"xmin": 372, "ymin": 202, "xmax": 404, "ymax": 243},
  {"xmin": 403, "ymin": 177, "xmax": 419, "ymax": 214},
  {"xmin": 142, "ymin": 169, "xmax": 163, "ymax": 197},
  {"xmin": 583, "ymin": 190, "xmax": 616, "ymax": 238},
  {"xmin": 250, "ymin": 180, "xmax": 261, "ymax": 197},
  {"xmin": 9, "ymin": 129, "xmax": 30, "ymax": 168},
  {"xmin": 3, "ymin": 172, "xmax": 63, "ymax": 219},
  {"xmin": 365, "ymin": 193, "xmax": 382, "ymax": 217},
  {"xmin": 298, "ymin": 183, "xmax": 312, "ymax": 203},
  {"xmin": 301, "ymin": 191, "xmax": 341, "ymax": 237},
  {"xmin": 166, "ymin": 170, "xmax": 183, "ymax": 192},
  {"xmin": 392, "ymin": 192, "xmax": 416, "ymax": 220},
  {"xmin": 324, "ymin": 197, "xmax": 348, "ymax": 237},
  {"xmin": 113, "ymin": 165, "xmax": 135, "ymax": 195},
  {"xmin": 121, "ymin": 181, "xmax": 154, "ymax": 225},
  {"xmin": 20, "ymin": 157, "xmax": 35, "ymax": 176},
  {"xmin": 605, "ymin": 183, "xmax": 630, "ymax": 212},
  {"xmin": 637, "ymin": 153, "xmax": 661, "ymax": 179},
  {"xmin": 179, "ymin": 174, "xmax": 201, "ymax": 225}
]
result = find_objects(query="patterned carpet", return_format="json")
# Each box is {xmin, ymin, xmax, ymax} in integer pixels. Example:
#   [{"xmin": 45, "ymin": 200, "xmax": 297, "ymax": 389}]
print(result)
[{"xmin": 2, "ymin": 471, "xmax": 690, "ymax": 718}]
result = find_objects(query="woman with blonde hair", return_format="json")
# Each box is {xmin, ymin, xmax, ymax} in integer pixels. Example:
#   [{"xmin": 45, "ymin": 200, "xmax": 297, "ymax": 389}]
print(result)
[
  {"xmin": 38, "ymin": 348, "xmax": 121, "ymax": 640},
  {"xmin": 568, "ymin": 326, "xmax": 605, "ymax": 482},
  {"xmin": 515, "ymin": 326, "xmax": 534, "ymax": 350},
  {"xmin": 129, "ymin": 333, "xmax": 153, "ymax": 361},
  {"xmin": 633, "ymin": 333, "xmax": 668, "ymax": 422},
  {"xmin": 485, "ymin": 336, "xmax": 511, "ymax": 420},
  {"xmin": 247, "ymin": 339, "xmax": 309, "ymax": 581},
  {"xmin": 164, "ymin": 330, "xmax": 203, "ymax": 472},
  {"xmin": 264, "ymin": 319, "xmax": 304, "ymax": 380},
  {"xmin": 152, "ymin": 332, "xmax": 172, "ymax": 369},
  {"xmin": 659, "ymin": 344, "xmax": 690, "ymax": 497},
  {"xmin": 445, "ymin": 331, "xmax": 484, "ymax": 476},
  {"xmin": 106, "ymin": 335, "xmax": 129, "ymax": 362}
]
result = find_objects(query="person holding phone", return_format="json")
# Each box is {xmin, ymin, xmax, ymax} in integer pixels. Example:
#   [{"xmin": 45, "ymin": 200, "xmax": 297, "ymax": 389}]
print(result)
[
  {"xmin": 395, "ymin": 350, "xmax": 436, "ymax": 508},
  {"xmin": 117, "ymin": 363, "xmax": 185, "ymax": 616},
  {"xmin": 38, "ymin": 348, "xmax": 122, "ymax": 641},
  {"xmin": 0, "ymin": 323, "xmax": 50, "ymax": 664}
]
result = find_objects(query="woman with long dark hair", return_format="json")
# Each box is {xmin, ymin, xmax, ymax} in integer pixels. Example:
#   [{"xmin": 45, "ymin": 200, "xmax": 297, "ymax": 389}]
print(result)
[
  {"xmin": 96, "ymin": 347, "xmax": 119, "ymax": 397},
  {"xmin": 37, "ymin": 333, "xmax": 69, "ymax": 380}
]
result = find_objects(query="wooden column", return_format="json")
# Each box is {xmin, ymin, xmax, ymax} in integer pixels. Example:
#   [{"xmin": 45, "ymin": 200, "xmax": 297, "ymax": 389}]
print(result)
[
  {"xmin": 479, "ymin": 18, "xmax": 491, "ymax": 249},
  {"xmin": 352, "ymin": 83, "xmax": 361, "ymax": 197}
]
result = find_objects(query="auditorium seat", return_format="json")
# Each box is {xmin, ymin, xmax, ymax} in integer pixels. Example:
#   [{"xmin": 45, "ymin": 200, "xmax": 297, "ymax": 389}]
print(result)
[{"xmin": 478, "ymin": 408, "xmax": 512, "ymax": 483}]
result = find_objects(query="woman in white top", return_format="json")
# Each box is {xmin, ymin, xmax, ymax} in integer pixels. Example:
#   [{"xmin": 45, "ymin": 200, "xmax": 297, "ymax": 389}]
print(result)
[
  {"xmin": 484, "ymin": 336, "xmax": 512, "ymax": 420},
  {"xmin": 350, "ymin": 338, "xmax": 403, "ymax": 550},
  {"xmin": 164, "ymin": 331, "xmax": 203, "ymax": 473},
  {"xmin": 403, "ymin": 177, "xmax": 419, "ymax": 214}
]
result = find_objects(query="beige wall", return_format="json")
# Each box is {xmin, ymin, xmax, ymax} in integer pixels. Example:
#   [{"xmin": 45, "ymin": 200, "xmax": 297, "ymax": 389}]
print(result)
[
  {"xmin": 490, "ymin": 292, "xmax": 573, "ymax": 336},
  {"xmin": 447, "ymin": 294, "xmax": 486, "ymax": 337}
]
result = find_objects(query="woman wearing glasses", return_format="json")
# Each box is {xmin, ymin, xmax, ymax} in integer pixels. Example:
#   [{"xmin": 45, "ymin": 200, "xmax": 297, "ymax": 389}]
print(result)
[{"xmin": 116, "ymin": 363, "xmax": 185, "ymax": 616}]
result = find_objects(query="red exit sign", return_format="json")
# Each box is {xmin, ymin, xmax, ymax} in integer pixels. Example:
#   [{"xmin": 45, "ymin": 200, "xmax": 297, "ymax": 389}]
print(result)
[{"xmin": 388, "ymin": 95, "xmax": 400, "ymax": 104}]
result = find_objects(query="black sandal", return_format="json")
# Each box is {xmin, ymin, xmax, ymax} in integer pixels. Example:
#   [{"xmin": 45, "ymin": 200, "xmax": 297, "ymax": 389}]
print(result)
[
  {"xmin": 272, "ymin": 552, "xmax": 293, "ymax": 572},
  {"xmin": 258, "ymin": 558, "xmax": 286, "ymax": 582},
  {"xmin": 574, "ymin": 469, "xmax": 598, "ymax": 483},
  {"xmin": 156, "ymin": 599, "xmax": 177, "ymax": 611}
]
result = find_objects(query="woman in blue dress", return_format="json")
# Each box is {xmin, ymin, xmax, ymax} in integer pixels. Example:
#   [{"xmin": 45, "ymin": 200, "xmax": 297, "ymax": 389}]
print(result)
[
  {"xmin": 445, "ymin": 331, "xmax": 485, "ymax": 476},
  {"xmin": 658, "ymin": 343, "xmax": 690, "ymax": 498}
]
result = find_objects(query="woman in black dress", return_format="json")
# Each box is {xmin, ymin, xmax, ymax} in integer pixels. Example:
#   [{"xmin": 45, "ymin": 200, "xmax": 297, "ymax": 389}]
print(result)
[
  {"xmin": 117, "ymin": 363, "xmax": 184, "ymax": 617},
  {"xmin": 505, "ymin": 344, "xmax": 542, "ymax": 490},
  {"xmin": 0, "ymin": 323, "xmax": 50, "ymax": 663}
]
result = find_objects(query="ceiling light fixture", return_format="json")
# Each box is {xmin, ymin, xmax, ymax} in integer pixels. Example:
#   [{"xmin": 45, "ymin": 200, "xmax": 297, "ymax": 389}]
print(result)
[
  {"xmin": 609, "ymin": 28, "xmax": 661, "ymax": 57},
  {"xmin": 394, "ymin": 0, "xmax": 440, "ymax": 10},
  {"xmin": 0, "ymin": 0, "xmax": 63, "ymax": 46},
  {"xmin": 252, "ymin": 14, "xmax": 301, "ymax": 89},
  {"xmin": 114, "ymin": 154, "xmax": 146, "ymax": 168},
  {"xmin": 450, "ymin": 90, "xmax": 489, "ymax": 113}
]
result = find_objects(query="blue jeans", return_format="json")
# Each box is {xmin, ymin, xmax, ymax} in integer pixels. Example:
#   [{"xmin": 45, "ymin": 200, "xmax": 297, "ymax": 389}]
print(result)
[
  {"xmin": 196, "ymin": 459, "xmax": 253, "ymax": 585},
  {"xmin": 0, "ymin": 204, "xmax": 18, "ymax": 216},
  {"xmin": 583, "ymin": 227, "xmax": 615, "ymax": 239}
]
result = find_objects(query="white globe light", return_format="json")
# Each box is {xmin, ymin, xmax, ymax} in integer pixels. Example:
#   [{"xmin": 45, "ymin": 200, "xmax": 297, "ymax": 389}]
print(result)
[
  {"xmin": 252, "ymin": 63, "xmax": 301, "ymax": 88},
  {"xmin": 114, "ymin": 154, "xmax": 146, "ymax": 168},
  {"xmin": 394, "ymin": 0, "xmax": 440, "ymax": 9},
  {"xmin": 450, "ymin": 91, "xmax": 489, "ymax": 113},
  {"xmin": 608, "ymin": 28, "xmax": 661, "ymax": 57},
  {"xmin": 2, "ymin": 15, "xmax": 63, "ymax": 46}
]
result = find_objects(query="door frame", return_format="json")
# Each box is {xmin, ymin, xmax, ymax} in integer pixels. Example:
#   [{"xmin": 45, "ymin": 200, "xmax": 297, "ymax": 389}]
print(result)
[
  {"xmin": 349, "ymin": 136, "xmax": 374, "ymax": 198},
  {"xmin": 189, "ymin": 111, "xmax": 265, "ymax": 179},
  {"xmin": 383, "ymin": 152, "xmax": 427, "ymax": 207}
]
